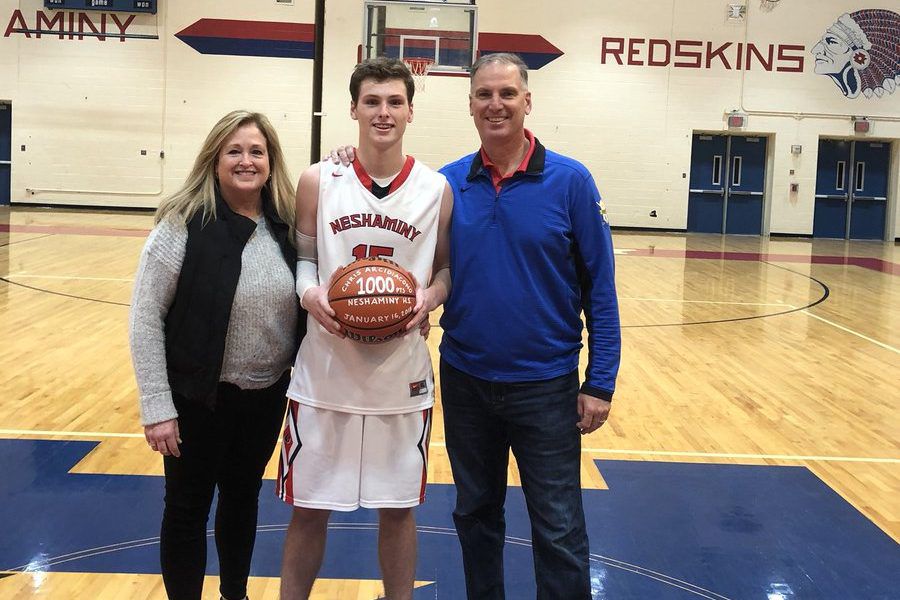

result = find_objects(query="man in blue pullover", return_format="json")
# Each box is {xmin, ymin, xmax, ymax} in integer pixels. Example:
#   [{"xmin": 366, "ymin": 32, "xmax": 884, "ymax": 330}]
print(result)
[{"xmin": 438, "ymin": 52, "xmax": 621, "ymax": 599}]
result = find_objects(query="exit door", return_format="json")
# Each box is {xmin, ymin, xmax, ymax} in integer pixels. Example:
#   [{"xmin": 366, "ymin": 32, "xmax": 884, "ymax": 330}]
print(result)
[
  {"xmin": 687, "ymin": 134, "xmax": 767, "ymax": 234},
  {"xmin": 0, "ymin": 102, "xmax": 10, "ymax": 205},
  {"xmin": 814, "ymin": 139, "xmax": 890, "ymax": 239}
]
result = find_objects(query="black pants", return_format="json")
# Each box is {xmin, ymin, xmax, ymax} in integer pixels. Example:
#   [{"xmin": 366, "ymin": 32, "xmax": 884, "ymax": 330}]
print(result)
[{"xmin": 160, "ymin": 372, "xmax": 289, "ymax": 600}]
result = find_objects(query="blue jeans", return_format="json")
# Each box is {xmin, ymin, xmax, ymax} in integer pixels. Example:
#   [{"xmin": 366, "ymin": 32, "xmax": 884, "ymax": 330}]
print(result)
[{"xmin": 440, "ymin": 359, "xmax": 590, "ymax": 600}]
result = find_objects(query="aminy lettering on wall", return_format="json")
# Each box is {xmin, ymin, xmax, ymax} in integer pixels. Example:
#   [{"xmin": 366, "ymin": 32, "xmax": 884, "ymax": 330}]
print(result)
[{"xmin": 4, "ymin": 9, "xmax": 135, "ymax": 41}]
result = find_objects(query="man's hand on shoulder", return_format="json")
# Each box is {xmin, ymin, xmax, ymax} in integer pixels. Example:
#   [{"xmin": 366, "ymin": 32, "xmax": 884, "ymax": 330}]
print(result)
[{"xmin": 324, "ymin": 146, "xmax": 356, "ymax": 167}]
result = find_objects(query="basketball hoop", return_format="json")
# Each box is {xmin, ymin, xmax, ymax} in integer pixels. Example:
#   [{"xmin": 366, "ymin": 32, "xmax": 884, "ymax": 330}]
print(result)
[{"xmin": 404, "ymin": 57, "xmax": 434, "ymax": 91}]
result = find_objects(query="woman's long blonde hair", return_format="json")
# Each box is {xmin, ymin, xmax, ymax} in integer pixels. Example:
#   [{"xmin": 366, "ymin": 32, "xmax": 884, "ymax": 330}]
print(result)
[{"xmin": 155, "ymin": 110, "xmax": 295, "ymax": 231}]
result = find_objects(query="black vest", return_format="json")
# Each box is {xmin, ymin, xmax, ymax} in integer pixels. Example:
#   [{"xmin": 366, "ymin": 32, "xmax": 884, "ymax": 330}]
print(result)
[{"xmin": 164, "ymin": 191, "xmax": 306, "ymax": 409}]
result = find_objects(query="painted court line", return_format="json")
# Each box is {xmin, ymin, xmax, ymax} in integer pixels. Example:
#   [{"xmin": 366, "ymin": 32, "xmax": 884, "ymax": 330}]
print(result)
[
  {"xmin": 2, "ymin": 430, "xmax": 896, "ymax": 464},
  {"xmin": 617, "ymin": 247, "xmax": 900, "ymax": 276},
  {"xmin": 620, "ymin": 297, "xmax": 789, "ymax": 306},
  {"xmin": 3, "ymin": 281, "xmax": 792, "ymax": 305},
  {"xmin": 799, "ymin": 309, "xmax": 899, "ymax": 355},
  {"xmin": 7, "ymin": 524, "xmax": 728, "ymax": 599},
  {"xmin": 508, "ymin": 534, "xmax": 733, "ymax": 599},
  {"xmin": 6, "ymin": 273, "xmax": 134, "ymax": 282},
  {"xmin": 434, "ymin": 441, "xmax": 898, "ymax": 464},
  {"xmin": 576, "ymin": 448, "xmax": 900, "ymax": 464},
  {"xmin": 0, "ymin": 429, "xmax": 144, "ymax": 439},
  {"xmin": 0, "ymin": 223, "xmax": 150, "ymax": 238}
]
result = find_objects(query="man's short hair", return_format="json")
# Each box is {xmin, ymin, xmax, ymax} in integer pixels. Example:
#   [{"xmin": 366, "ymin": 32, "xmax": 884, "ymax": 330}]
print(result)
[
  {"xmin": 349, "ymin": 57, "xmax": 415, "ymax": 104},
  {"xmin": 470, "ymin": 52, "xmax": 529, "ymax": 88}
]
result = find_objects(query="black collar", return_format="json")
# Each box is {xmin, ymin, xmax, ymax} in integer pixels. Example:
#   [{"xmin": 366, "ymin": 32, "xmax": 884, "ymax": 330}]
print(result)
[
  {"xmin": 213, "ymin": 186, "xmax": 286, "ymax": 227},
  {"xmin": 466, "ymin": 136, "xmax": 546, "ymax": 182},
  {"xmin": 260, "ymin": 187, "xmax": 287, "ymax": 226}
]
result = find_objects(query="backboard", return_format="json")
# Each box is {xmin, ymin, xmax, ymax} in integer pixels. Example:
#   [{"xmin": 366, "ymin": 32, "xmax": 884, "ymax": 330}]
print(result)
[{"xmin": 363, "ymin": 1, "xmax": 477, "ymax": 74}]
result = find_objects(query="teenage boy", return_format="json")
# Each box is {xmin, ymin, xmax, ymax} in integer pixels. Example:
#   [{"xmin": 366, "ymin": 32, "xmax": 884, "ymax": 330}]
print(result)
[{"xmin": 278, "ymin": 57, "xmax": 452, "ymax": 600}]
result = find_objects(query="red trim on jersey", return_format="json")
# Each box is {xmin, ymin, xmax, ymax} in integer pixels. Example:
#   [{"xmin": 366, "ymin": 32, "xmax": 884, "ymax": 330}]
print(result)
[
  {"xmin": 351, "ymin": 155, "xmax": 416, "ymax": 196},
  {"xmin": 419, "ymin": 408, "xmax": 432, "ymax": 503},
  {"xmin": 278, "ymin": 401, "xmax": 300, "ymax": 503},
  {"xmin": 390, "ymin": 155, "xmax": 416, "ymax": 194},
  {"xmin": 480, "ymin": 129, "xmax": 536, "ymax": 192}
]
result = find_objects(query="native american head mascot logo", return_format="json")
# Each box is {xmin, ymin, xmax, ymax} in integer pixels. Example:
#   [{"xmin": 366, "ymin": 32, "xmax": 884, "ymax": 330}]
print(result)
[{"xmin": 811, "ymin": 9, "xmax": 900, "ymax": 99}]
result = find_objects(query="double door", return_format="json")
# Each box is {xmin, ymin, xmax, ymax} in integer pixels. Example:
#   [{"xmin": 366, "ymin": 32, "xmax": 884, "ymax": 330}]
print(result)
[
  {"xmin": 687, "ymin": 134, "xmax": 767, "ymax": 235},
  {"xmin": 813, "ymin": 139, "xmax": 890, "ymax": 240}
]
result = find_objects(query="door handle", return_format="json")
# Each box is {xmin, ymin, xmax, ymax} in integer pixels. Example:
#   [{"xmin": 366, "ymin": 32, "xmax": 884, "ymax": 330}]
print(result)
[
  {"xmin": 689, "ymin": 188, "xmax": 725, "ymax": 196},
  {"xmin": 851, "ymin": 196, "xmax": 887, "ymax": 202},
  {"xmin": 814, "ymin": 194, "xmax": 849, "ymax": 201}
]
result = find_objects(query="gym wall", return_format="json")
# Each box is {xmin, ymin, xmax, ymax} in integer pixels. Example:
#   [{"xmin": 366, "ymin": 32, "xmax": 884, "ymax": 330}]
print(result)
[
  {"xmin": 0, "ymin": 0, "xmax": 314, "ymax": 208},
  {"xmin": 1, "ymin": 0, "xmax": 897, "ymax": 237}
]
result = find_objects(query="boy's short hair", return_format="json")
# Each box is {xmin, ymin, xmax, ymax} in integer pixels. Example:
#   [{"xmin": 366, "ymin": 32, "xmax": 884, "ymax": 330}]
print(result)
[{"xmin": 350, "ymin": 57, "xmax": 416, "ymax": 104}]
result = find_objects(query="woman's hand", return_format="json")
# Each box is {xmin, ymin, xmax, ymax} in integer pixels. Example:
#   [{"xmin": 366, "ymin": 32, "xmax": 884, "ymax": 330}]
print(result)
[{"xmin": 145, "ymin": 419, "xmax": 182, "ymax": 457}]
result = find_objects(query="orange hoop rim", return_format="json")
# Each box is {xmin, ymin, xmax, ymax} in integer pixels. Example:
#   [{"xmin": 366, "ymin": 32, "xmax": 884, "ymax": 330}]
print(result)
[{"xmin": 404, "ymin": 57, "xmax": 435, "ymax": 76}]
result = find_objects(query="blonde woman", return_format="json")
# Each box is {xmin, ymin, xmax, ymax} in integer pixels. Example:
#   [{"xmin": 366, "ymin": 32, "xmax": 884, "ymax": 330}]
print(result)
[{"xmin": 129, "ymin": 110, "xmax": 304, "ymax": 600}]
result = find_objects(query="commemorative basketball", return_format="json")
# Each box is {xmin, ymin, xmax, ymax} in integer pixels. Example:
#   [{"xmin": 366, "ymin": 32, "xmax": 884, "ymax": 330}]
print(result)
[{"xmin": 327, "ymin": 257, "xmax": 417, "ymax": 343}]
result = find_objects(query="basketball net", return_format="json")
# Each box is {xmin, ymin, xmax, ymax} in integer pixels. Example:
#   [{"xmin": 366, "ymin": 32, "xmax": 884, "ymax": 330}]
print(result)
[
  {"xmin": 404, "ymin": 57, "xmax": 434, "ymax": 92},
  {"xmin": 760, "ymin": 0, "xmax": 781, "ymax": 12}
]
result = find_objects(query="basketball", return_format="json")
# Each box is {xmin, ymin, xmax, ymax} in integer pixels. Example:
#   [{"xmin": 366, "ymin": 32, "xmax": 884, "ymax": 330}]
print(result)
[{"xmin": 327, "ymin": 257, "xmax": 417, "ymax": 343}]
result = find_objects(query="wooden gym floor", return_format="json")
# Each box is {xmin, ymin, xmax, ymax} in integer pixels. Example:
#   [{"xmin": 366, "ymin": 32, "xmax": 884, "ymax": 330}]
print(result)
[{"xmin": 0, "ymin": 205, "xmax": 897, "ymax": 599}]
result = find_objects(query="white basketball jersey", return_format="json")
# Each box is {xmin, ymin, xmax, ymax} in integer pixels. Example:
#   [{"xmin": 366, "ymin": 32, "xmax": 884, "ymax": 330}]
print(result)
[{"xmin": 287, "ymin": 156, "xmax": 445, "ymax": 414}]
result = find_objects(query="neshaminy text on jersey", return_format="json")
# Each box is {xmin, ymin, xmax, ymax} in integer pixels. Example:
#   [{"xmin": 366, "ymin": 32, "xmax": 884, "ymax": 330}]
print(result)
[{"xmin": 329, "ymin": 213, "xmax": 422, "ymax": 241}]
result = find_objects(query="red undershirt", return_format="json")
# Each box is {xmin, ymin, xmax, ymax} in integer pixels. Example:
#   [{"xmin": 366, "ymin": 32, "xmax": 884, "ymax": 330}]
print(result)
[{"xmin": 480, "ymin": 129, "xmax": 536, "ymax": 192}]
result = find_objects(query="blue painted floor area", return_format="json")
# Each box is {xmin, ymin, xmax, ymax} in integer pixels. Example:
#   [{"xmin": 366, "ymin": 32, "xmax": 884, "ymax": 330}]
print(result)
[
  {"xmin": 590, "ymin": 460, "xmax": 900, "ymax": 599},
  {"xmin": 1, "ymin": 439, "xmax": 898, "ymax": 598}
]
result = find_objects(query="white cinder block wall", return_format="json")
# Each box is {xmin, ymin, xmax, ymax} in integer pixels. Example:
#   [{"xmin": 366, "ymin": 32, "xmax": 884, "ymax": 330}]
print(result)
[
  {"xmin": 2, "ymin": 0, "xmax": 898, "ymax": 237},
  {"xmin": 1, "ymin": 0, "xmax": 315, "ymax": 208}
]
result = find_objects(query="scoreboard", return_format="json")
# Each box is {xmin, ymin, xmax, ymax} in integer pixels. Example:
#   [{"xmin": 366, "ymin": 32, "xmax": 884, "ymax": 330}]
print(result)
[{"xmin": 44, "ymin": 0, "xmax": 157, "ymax": 14}]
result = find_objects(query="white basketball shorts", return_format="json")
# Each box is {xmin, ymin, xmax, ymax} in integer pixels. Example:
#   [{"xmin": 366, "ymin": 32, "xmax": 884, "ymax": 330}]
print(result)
[{"xmin": 277, "ymin": 401, "xmax": 432, "ymax": 511}]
